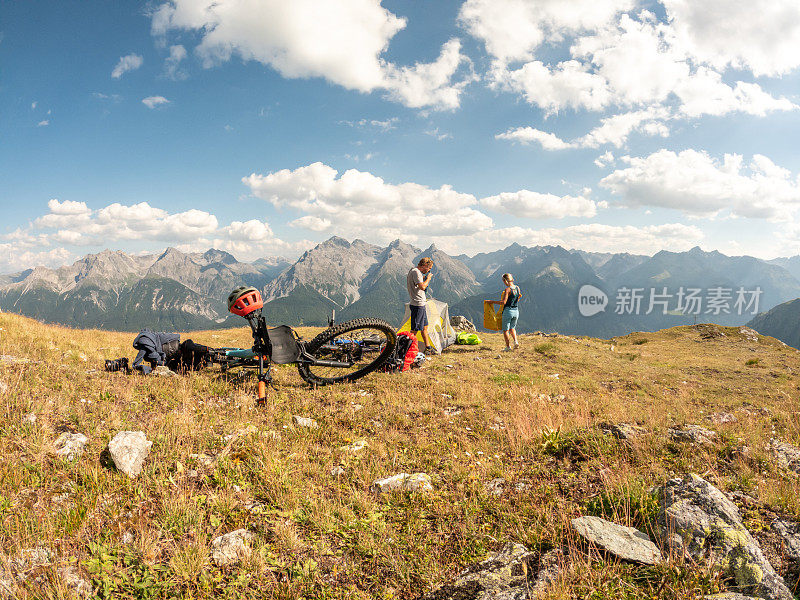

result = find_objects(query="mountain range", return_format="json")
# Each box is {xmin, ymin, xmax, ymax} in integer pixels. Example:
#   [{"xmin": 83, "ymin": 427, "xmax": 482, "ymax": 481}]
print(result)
[{"xmin": 2, "ymin": 237, "xmax": 800, "ymax": 338}]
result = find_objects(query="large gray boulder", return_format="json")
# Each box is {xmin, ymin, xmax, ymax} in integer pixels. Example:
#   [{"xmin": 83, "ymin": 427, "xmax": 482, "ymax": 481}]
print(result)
[
  {"xmin": 655, "ymin": 474, "xmax": 792, "ymax": 600},
  {"xmin": 108, "ymin": 431, "xmax": 152, "ymax": 478},
  {"xmin": 450, "ymin": 316, "xmax": 476, "ymax": 333},
  {"xmin": 423, "ymin": 542, "xmax": 561, "ymax": 600},
  {"xmin": 571, "ymin": 516, "xmax": 661, "ymax": 565},
  {"xmin": 769, "ymin": 439, "xmax": 800, "ymax": 474}
]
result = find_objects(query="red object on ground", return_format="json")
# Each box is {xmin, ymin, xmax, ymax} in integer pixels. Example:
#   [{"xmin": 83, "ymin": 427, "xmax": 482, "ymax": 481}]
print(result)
[{"xmin": 397, "ymin": 331, "xmax": 419, "ymax": 372}]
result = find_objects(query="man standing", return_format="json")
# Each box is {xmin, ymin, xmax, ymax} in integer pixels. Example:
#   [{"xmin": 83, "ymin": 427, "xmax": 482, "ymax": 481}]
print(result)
[{"xmin": 407, "ymin": 257, "xmax": 437, "ymax": 354}]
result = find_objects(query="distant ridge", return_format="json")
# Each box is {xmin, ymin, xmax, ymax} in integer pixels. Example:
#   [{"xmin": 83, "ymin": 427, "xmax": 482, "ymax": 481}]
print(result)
[{"xmin": 2, "ymin": 238, "xmax": 799, "ymax": 335}]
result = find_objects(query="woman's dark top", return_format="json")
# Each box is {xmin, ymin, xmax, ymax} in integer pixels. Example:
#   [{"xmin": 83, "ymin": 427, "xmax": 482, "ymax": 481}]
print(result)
[{"xmin": 504, "ymin": 285, "xmax": 521, "ymax": 308}]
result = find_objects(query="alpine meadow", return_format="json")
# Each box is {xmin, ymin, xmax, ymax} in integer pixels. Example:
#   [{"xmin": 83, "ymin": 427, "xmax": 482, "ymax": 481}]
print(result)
[{"xmin": 3, "ymin": 0, "xmax": 800, "ymax": 599}]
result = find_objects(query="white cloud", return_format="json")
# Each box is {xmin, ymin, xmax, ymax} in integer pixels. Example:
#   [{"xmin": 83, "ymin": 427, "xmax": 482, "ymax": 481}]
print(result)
[
  {"xmin": 163, "ymin": 44, "xmax": 187, "ymax": 80},
  {"xmin": 594, "ymin": 151, "xmax": 615, "ymax": 168},
  {"xmin": 458, "ymin": 0, "xmax": 633, "ymax": 63},
  {"xmin": 0, "ymin": 246, "xmax": 74, "ymax": 275},
  {"xmin": 601, "ymin": 149, "xmax": 800, "ymax": 220},
  {"xmin": 142, "ymin": 96, "xmax": 170, "ymax": 108},
  {"xmin": 481, "ymin": 190, "xmax": 597, "ymax": 218},
  {"xmin": 498, "ymin": 107, "xmax": 670, "ymax": 151},
  {"xmin": 31, "ymin": 101, "xmax": 37, "ymax": 110},
  {"xmin": 663, "ymin": 0, "xmax": 800, "ymax": 77},
  {"xmin": 151, "ymin": 0, "xmax": 473, "ymax": 109},
  {"xmin": 480, "ymin": 8, "xmax": 797, "ymax": 123},
  {"xmin": 37, "ymin": 120, "xmax": 50, "ymax": 127},
  {"xmin": 112, "ymin": 53, "xmax": 143, "ymax": 79},
  {"xmin": 496, "ymin": 126, "xmax": 573, "ymax": 150},
  {"xmin": 244, "ymin": 162, "xmax": 490, "ymax": 240},
  {"xmin": 382, "ymin": 39, "xmax": 474, "ymax": 111}
]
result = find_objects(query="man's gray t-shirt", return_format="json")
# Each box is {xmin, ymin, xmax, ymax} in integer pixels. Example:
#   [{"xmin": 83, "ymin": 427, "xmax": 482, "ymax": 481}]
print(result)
[{"xmin": 407, "ymin": 267, "xmax": 426, "ymax": 306}]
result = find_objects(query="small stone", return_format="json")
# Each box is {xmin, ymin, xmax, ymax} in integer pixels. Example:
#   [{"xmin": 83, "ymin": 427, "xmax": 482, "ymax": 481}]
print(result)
[
  {"xmin": 11, "ymin": 547, "xmax": 53, "ymax": 579},
  {"xmin": 340, "ymin": 440, "xmax": 367, "ymax": 453},
  {"xmin": 61, "ymin": 566, "xmax": 93, "ymax": 598},
  {"xmin": 548, "ymin": 373, "xmax": 560, "ymax": 379},
  {"xmin": 211, "ymin": 529, "xmax": 254, "ymax": 567},
  {"xmin": 770, "ymin": 438, "xmax": 800, "ymax": 474},
  {"xmin": 351, "ymin": 403, "xmax": 363, "ymax": 412},
  {"xmin": 292, "ymin": 415, "xmax": 318, "ymax": 429},
  {"xmin": 108, "ymin": 431, "xmax": 153, "ymax": 478},
  {"xmin": 709, "ymin": 412, "xmax": 738, "ymax": 425},
  {"xmin": 331, "ymin": 466, "xmax": 346, "ymax": 477},
  {"xmin": 422, "ymin": 542, "xmax": 559, "ymax": 600},
  {"xmin": 443, "ymin": 406, "xmax": 462, "ymax": 417},
  {"xmin": 771, "ymin": 518, "xmax": 800, "ymax": 561},
  {"xmin": 572, "ymin": 516, "xmax": 662, "ymax": 565},
  {"xmin": 121, "ymin": 531, "xmax": 134, "ymax": 544},
  {"xmin": 705, "ymin": 594, "xmax": 762, "ymax": 600},
  {"xmin": 371, "ymin": 473, "xmax": 433, "ymax": 494},
  {"xmin": 53, "ymin": 433, "xmax": 89, "ymax": 461},
  {"xmin": 24, "ymin": 413, "xmax": 36, "ymax": 424},
  {"xmin": 152, "ymin": 365, "xmax": 176, "ymax": 377},
  {"xmin": 601, "ymin": 422, "xmax": 646, "ymax": 441},
  {"xmin": 243, "ymin": 500, "xmax": 266, "ymax": 514},
  {"xmin": 668, "ymin": 424, "xmax": 717, "ymax": 445},
  {"xmin": 189, "ymin": 453, "xmax": 217, "ymax": 468},
  {"xmin": 0, "ymin": 381, "xmax": 7, "ymax": 395},
  {"xmin": 485, "ymin": 478, "xmax": 505, "ymax": 496},
  {"xmin": 223, "ymin": 425, "xmax": 259, "ymax": 442}
]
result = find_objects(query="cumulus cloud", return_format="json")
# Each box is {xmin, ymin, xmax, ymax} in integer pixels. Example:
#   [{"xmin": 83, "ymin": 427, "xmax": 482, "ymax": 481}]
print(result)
[
  {"xmin": 111, "ymin": 53, "xmax": 143, "ymax": 79},
  {"xmin": 163, "ymin": 44, "xmax": 188, "ymax": 80},
  {"xmin": 473, "ymin": 4, "xmax": 797, "ymax": 127},
  {"xmin": 37, "ymin": 120, "xmax": 50, "ymax": 127},
  {"xmin": 663, "ymin": 0, "xmax": 800, "ymax": 77},
  {"xmin": 0, "ymin": 245, "xmax": 74, "ymax": 275},
  {"xmin": 459, "ymin": 0, "xmax": 633, "ymax": 63},
  {"xmin": 382, "ymin": 39, "xmax": 474, "ymax": 110},
  {"xmin": 498, "ymin": 107, "xmax": 670, "ymax": 151},
  {"xmin": 600, "ymin": 149, "xmax": 800, "ymax": 220},
  {"xmin": 142, "ymin": 96, "xmax": 170, "ymax": 108},
  {"xmin": 244, "ymin": 162, "xmax": 490, "ymax": 240},
  {"xmin": 496, "ymin": 127, "xmax": 573, "ymax": 150},
  {"xmin": 481, "ymin": 190, "xmax": 597, "ymax": 218},
  {"xmin": 150, "ymin": 0, "xmax": 473, "ymax": 109}
]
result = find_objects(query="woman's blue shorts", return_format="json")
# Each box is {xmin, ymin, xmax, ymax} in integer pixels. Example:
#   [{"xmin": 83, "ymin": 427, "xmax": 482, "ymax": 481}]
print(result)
[{"xmin": 502, "ymin": 307, "xmax": 519, "ymax": 331}]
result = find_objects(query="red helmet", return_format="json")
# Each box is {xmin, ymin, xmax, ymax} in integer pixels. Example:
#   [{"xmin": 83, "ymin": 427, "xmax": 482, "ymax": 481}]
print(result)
[{"xmin": 227, "ymin": 286, "xmax": 264, "ymax": 317}]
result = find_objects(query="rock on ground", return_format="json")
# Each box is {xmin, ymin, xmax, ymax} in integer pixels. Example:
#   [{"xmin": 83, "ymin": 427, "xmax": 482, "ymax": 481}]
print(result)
[
  {"xmin": 292, "ymin": 415, "xmax": 318, "ymax": 429},
  {"xmin": 423, "ymin": 542, "xmax": 561, "ymax": 600},
  {"xmin": 485, "ymin": 478, "xmax": 505, "ymax": 497},
  {"xmin": 61, "ymin": 566, "xmax": 93, "ymax": 598},
  {"xmin": 450, "ymin": 316, "xmax": 476, "ymax": 332},
  {"xmin": 371, "ymin": 473, "xmax": 433, "ymax": 494},
  {"xmin": 108, "ymin": 431, "xmax": 153, "ymax": 478},
  {"xmin": 601, "ymin": 422, "xmax": 646, "ymax": 441},
  {"xmin": 771, "ymin": 519, "xmax": 800, "ymax": 561},
  {"xmin": 706, "ymin": 595, "xmax": 762, "ymax": 600},
  {"xmin": 0, "ymin": 382, "xmax": 7, "ymax": 395},
  {"xmin": 571, "ymin": 516, "xmax": 661, "ymax": 565},
  {"xmin": 709, "ymin": 412, "xmax": 738, "ymax": 425},
  {"xmin": 669, "ymin": 425, "xmax": 717, "ymax": 445},
  {"xmin": 11, "ymin": 547, "xmax": 53, "ymax": 581},
  {"xmin": 655, "ymin": 474, "xmax": 792, "ymax": 600},
  {"xmin": 152, "ymin": 365, "xmax": 176, "ymax": 377},
  {"xmin": 211, "ymin": 529, "xmax": 254, "ymax": 567},
  {"xmin": 53, "ymin": 433, "xmax": 88, "ymax": 461},
  {"xmin": 769, "ymin": 439, "xmax": 800, "ymax": 474}
]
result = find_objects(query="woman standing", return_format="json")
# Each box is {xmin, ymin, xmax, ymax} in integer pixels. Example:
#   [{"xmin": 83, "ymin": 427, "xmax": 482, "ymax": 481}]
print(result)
[{"xmin": 489, "ymin": 273, "xmax": 522, "ymax": 351}]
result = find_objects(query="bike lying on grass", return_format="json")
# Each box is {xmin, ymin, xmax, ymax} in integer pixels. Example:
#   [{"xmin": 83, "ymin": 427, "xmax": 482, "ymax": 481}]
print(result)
[{"xmin": 213, "ymin": 287, "xmax": 397, "ymax": 403}]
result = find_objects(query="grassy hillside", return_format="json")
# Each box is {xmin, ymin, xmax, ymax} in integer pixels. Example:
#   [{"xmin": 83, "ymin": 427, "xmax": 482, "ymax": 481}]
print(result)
[
  {"xmin": 748, "ymin": 298, "xmax": 800, "ymax": 349},
  {"xmin": 2, "ymin": 311, "xmax": 800, "ymax": 598}
]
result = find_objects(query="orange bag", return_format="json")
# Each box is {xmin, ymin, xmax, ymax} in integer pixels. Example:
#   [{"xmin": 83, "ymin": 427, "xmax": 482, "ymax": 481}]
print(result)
[{"xmin": 483, "ymin": 300, "xmax": 503, "ymax": 331}]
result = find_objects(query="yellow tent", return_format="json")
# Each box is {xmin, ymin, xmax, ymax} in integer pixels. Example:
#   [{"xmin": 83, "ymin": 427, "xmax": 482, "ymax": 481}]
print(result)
[{"xmin": 398, "ymin": 299, "xmax": 456, "ymax": 353}]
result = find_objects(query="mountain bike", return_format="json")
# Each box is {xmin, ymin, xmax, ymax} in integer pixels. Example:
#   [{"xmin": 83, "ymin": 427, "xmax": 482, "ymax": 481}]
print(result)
[{"xmin": 216, "ymin": 287, "xmax": 397, "ymax": 403}]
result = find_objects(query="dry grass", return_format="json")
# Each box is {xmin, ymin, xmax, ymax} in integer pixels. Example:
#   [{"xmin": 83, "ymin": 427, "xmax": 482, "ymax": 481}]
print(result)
[{"xmin": 1, "ymin": 312, "xmax": 800, "ymax": 598}]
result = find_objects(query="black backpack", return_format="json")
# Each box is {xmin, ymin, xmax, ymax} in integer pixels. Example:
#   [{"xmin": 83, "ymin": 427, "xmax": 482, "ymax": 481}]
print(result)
[{"xmin": 381, "ymin": 333, "xmax": 416, "ymax": 373}]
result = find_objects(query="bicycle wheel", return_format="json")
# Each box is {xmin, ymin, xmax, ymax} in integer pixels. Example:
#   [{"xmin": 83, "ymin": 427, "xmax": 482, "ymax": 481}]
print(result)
[{"xmin": 297, "ymin": 318, "xmax": 397, "ymax": 386}]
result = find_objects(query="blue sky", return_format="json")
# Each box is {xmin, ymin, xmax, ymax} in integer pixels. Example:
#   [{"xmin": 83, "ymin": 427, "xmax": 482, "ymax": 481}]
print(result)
[{"xmin": 1, "ymin": 0, "xmax": 799, "ymax": 273}]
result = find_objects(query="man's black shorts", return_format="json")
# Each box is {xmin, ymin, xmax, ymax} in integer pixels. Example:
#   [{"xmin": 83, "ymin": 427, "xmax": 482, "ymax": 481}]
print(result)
[{"xmin": 410, "ymin": 304, "xmax": 428, "ymax": 330}]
